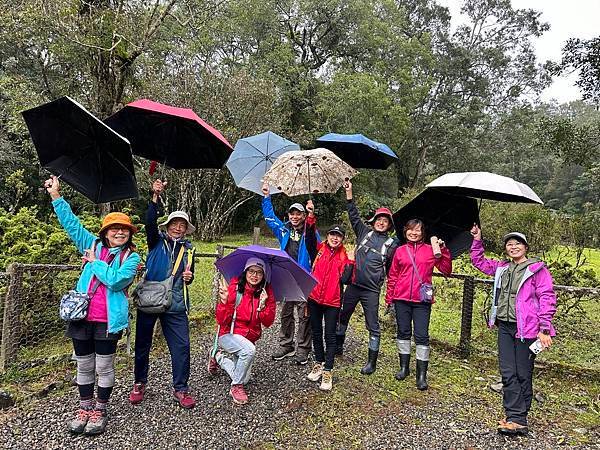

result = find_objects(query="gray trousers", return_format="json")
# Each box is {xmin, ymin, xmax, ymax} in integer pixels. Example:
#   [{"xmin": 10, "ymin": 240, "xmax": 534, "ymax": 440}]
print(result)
[{"xmin": 278, "ymin": 301, "xmax": 312, "ymax": 355}]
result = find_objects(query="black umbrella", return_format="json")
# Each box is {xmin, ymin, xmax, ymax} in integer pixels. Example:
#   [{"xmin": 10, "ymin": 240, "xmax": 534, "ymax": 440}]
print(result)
[
  {"xmin": 104, "ymin": 99, "xmax": 233, "ymax": 169},
  {"xmin": 22, "ymin": 96, "xmax": 139, "ymax": 204},
  {"xmin": 393, "ymin": 189, "xmax": 479, "ymax": 258}
]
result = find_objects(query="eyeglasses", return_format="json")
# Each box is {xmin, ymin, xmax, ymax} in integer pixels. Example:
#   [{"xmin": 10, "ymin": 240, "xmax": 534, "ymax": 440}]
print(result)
[
  {"xmin": 107, "ymin": 226, "xmax": 130, "ymax": 233},
  {"xmin": 505, "ymin": 242, "xmax": 525, "ymax": 248},
  {"xmin": 247, "ymin": 269, "xmax": 264, "ymax": 276}
]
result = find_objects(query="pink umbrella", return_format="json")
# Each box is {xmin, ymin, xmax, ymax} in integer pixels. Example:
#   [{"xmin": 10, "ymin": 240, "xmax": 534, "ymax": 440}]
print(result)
[{"xmin": 105, "ymin": 99, "xmax": 233, "ymax": 169}]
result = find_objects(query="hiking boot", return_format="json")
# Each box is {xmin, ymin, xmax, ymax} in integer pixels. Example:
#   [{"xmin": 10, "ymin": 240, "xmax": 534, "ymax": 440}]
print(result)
[
  {"xmin": 295, "ymin": 352, "xmax": 309, "ymax": 365},
  {"xmin": 129, "ymin": 382, "xmax": 146, "ymax": 405},
  {"xmin": 272, "ymin": 347, "xmax": 296, "ymax": 361},
  {"xmin": 83, "ymin": 409, "xmax": 108, "ymax": 435},
  {"xmin": 207, "ymin": 351, "xmax": 220, "ymax": 376},
  {"xmin": 498, "ymin": 421, "xmax": 528, "ymax": 435},
  {"xmin": 173, "ymin": 390, "xmax": 196, "ymax": 409},
  {"xmin": 319, "ymin": 370, "xmax": 333, "ymax": 391},
  {"xmin": 230, "ymin": 384, "xmax": 249, "ymax": 405},
  {"xmin": 67, "ymin": 408, "xmax": 91, "ymax": 434},
  {"xmin": 307, "ymin": 363, "xmax": 323, "ymax": 382}
]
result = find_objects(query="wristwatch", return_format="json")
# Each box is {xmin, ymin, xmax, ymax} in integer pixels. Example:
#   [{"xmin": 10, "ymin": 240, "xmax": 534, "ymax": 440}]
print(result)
[{"xmin": 541, "ymin": 329, "xmax": 550, "ymax": 335}]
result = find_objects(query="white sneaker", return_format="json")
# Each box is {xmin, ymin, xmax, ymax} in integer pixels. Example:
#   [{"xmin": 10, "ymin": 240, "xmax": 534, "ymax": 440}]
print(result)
[
  {"xmin": 307, "ymin": 363, "xmax": 323, "ymax": 382},
  {"xmin": 319, "ymin": 370, "xmax": 333, "ymax": 391}
]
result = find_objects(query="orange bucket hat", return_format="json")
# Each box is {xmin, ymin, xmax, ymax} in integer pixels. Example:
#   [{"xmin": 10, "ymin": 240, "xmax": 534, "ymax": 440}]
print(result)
[{"xmin": 99, "ymin": 212, "xmax": 138, "ymax": 234}]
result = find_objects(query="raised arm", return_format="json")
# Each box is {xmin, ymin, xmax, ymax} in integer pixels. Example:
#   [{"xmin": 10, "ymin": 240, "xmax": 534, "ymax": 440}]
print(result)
[
  {"xmin": 469, "ymin": 225, "xmax": 501, "ymax": 276},
  {"xmin": 435, "ymin": 246, "xmax": 452, "ymax": 275},
  {"xmin": 258, "ymin": 284, "xmax": 277, "ymax": 328},
  {"xmin": 261, "ymin": 182, "xmax": 285, "ymax": 242},
  {"xmin": 304, "ymin": 200, "xmax": 318, "ymax": 263},
  {"xmin": 146, "ymin": 179, "xmax": 166, "ymax": 250},
  {"xmin": 344, "ymin": 180, "xmax": 369, "ymax": 239},
  {"xmin": 45, "ymin": 176, "xmax": 95, "ymax": 254}
]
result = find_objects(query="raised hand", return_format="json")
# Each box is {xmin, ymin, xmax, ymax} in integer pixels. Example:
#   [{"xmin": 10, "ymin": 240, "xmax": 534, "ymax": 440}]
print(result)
[
  {"xmin": 257, "ymin": 288, "xmax": 268, "ymax": 311},
  {"xmin": 218, "ymin": 277, "xmax": 228, "ymax": 304},
  {"xmin": 343, "ymin": 178, "xmax": 353, "ymax": 200},
  {"xmin": 44, "ymin": 175, "xmax": 61, "ymax": 200},
  {"xmin": 261, "ymin": 181, "xmax": 270, "ymax": 197},
  {"xmin": 306, "ymin": 199, "xmax": 315, "ymax": 215},
  {"xmin": 470, "ymin": 224, "xmax": 482, "ymax": 240}
]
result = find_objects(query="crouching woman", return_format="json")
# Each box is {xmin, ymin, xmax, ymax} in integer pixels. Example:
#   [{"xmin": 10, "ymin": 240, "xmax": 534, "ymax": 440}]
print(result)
[
  {"xmin": 470, "ymin": 225, "xmax": 557, "ymax": 436},
  {"xmin": 212, "ymin": 258, "xmax": 276, "ymax": 405}
]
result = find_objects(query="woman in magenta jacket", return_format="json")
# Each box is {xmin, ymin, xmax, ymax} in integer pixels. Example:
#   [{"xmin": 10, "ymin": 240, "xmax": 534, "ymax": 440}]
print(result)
[
  {"xmin": 385, "ymin": 219, "xmax": 452, "ymax": 390},
  {"xmin": 470, "ymin": 225, "xmax": 556, "ymax": 436}
]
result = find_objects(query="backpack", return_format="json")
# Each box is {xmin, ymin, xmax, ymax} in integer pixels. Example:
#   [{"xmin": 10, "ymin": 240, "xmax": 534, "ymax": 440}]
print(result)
[{"xmin": 356, "ymin": 231, "xmax": 394, "ymax": 272}]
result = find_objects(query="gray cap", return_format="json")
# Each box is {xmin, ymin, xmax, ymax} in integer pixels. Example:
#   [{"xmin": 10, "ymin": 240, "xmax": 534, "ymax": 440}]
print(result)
[
  {"xmin": 288, "ymin": 203, "xmax": 305, "ymax": 213},
  {"xmin": 503, "ymin": 232, "xmax": 528, "ymax": 245}
]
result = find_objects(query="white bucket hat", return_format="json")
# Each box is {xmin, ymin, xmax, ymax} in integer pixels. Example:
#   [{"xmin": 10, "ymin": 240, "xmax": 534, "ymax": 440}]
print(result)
[{"xmin": 159, "ymin": 211, "xmax": 196, "ymax": 235}]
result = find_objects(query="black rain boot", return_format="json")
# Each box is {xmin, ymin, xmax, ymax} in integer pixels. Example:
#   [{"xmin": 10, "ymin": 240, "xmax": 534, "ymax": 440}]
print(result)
[
  {"xmin": 416, "ymin": 359, "xmax": 429, "ymax": 390},
  {"xmin": 360, "ymin": 349, "xmax": 378, "ymax": 375},
  {"xmin": 335, "ymin": 334, "xmax": 345, "ymax": 356},
  {"xmin": 395, "ymin": 354, "xmax": 410, "ymax": 381}
]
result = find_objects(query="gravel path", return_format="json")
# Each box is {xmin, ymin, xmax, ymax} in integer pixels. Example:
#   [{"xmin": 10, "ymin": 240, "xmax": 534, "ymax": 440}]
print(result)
[{"xmin": 0, "ymin": 310, "xmax": 596, "ymax": 449}]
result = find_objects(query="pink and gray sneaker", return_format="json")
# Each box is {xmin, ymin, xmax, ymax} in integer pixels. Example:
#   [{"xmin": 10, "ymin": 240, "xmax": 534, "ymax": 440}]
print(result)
[
  {"xmin": 229, "ymin": 384, "xmax": 249, "ymax": 405},
  {"xmin": 129, "ymin": 382, "xmax": 146, "ymax": 404},
  {"xmin": 173, "ymin": 390, "xmax": 196, "ymax": 409}
]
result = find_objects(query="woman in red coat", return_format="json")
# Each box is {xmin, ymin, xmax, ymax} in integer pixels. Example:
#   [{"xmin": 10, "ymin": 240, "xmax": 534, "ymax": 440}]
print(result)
[
  {"xmin": 385, "ymin": 219, "xmax": 452, "ymax": 390},
  {"xmin": 211, "ymin": 257, "xmax": 276, "ymax": 405},
  {"xmin": 305, "ymin": 225, "xmax": 354, "ymax": 391}
]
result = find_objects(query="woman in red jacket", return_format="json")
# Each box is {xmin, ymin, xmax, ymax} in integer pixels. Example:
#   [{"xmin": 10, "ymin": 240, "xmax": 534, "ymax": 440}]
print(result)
[
  {"xmin": 211, "ymin": 257, "xmax": 276, "ymax": 405},
  {"xmin": 305, "ymin": 225, "xmax": 354, "ymax": 391},
  {"xmin": 385, "ymin": 219, "xmax": 452, "ymax": 390}
]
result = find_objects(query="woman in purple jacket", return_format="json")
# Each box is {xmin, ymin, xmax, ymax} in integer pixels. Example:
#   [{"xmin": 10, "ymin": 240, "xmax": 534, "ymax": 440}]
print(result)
[{"xmin": 470, "ymin": 225, "xmax": 557, "ymax": 436}]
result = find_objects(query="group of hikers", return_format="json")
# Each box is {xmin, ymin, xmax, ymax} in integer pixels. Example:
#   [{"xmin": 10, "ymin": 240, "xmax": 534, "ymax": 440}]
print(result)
[{"xmin": 44, "ymin": 173, "xmax": 557, "ymax": 438}]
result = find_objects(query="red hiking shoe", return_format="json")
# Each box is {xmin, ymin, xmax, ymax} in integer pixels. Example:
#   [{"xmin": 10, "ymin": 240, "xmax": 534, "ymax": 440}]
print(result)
[
  {"xmin": 129, "ymin": 383, "xmax": 145, "ymax": 405},
  {"xmin": 173, "ymin": 390, "xmax": 196, "ymax": 409},
  {"xmin": 229, "ymin": 384, "xmax": 248, "ymax": 405}
]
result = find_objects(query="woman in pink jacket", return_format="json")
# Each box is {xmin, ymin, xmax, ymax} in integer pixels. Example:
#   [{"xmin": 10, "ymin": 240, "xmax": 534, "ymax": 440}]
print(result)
[
  {"xmin": 470, "ymin": 225, "xmax": 556, "ymax": 436},
  {"xmin": 385, "ymin": 219, "xmax": 452, "ymax": 390}
]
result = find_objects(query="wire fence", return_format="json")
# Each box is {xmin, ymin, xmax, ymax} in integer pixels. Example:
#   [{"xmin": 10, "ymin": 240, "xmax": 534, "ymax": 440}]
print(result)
[{"xmin": 1, "ymin": 246, "xmax": 599, "ymax": 374}]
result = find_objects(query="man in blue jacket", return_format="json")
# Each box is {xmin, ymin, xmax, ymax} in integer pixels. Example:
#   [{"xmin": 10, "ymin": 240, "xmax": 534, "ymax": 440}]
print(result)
[
  {"xmin": 129, "ymin": 179, "xmax": 196, "ymax": 409},
  {"xmin": 262, "ymin": 182, "xmax": 314, "ymax": 365}
]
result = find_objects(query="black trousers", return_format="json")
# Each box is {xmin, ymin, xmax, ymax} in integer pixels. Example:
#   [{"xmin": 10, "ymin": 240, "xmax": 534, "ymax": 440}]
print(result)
[
  {"xmin": 497, "ymin": 320, "xmax": 537, "ymax": 426},
  {"xmin": 394, "ymin": 300, "xmax": 432, "ymax": 346},
  {"xmin": 308, "ymin": 300, "xmax": 339, "ymax": 371},
  {"xmin": 337, "ymin": 285, "xmax": 381, "ymax": 351}
]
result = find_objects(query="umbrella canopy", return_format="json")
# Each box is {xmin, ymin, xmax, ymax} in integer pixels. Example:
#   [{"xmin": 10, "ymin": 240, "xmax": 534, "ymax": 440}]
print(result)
[
  {"xmin": 22, "ymin": 96, "xmax": 139, "ymax": 204},
  {"xmin": 392, "ymin": 189, "xmax": 479, "ymax": 258},
  {"xmin": 316, "ymin": 133, "xmax": 398, "ymax": 169},
  {"xmin": 226, "ymin": 131, "xmax": 300, "ymax": 195},
  {"xmin": 262, "ymin": 148, "xmax": 358, "ymax": 196},
  {"xmin": 105, "ymin": 99, "xmax": 233, "ymax": 169},
  {"xmin": 426, "ymin": 172, "xmax": 543, "ymax": 204},
  {"xmin": 215, "ymin": 245, "xmax": 317, "ymax": 302}
]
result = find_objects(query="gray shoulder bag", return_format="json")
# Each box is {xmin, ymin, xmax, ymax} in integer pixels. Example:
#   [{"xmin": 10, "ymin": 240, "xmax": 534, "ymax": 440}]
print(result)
[{"xmin": 132, "ymin": 243, "xmax": 185, "ymax": 314}]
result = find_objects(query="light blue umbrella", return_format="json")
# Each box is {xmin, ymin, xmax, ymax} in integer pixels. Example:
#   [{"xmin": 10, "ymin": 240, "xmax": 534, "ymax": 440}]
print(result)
[{"xmin": 226, "ymin": 131, "xmax": 300, "ymax": 195}]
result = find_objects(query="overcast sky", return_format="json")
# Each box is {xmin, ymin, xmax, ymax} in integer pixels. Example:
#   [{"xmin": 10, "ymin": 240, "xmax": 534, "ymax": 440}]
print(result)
[{"xmin": 436, "ymin": 0, "xmax": 600, "ymax": 104}]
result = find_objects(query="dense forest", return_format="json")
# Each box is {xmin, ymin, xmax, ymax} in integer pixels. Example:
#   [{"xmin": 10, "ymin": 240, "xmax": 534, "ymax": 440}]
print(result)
[{"xmin": 0, "ymin": 0, "xmax": 598, "ymax": 249}]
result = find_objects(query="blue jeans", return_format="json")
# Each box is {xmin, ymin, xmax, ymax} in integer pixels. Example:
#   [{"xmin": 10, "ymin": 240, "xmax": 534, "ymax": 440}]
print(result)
[
  {"xmin": 218, "ymin": 333, "xmax": 256, "ymax": 385},
  {"xmin": 134, "ymin": 310, "xmax": 191, "ymax": 392}
]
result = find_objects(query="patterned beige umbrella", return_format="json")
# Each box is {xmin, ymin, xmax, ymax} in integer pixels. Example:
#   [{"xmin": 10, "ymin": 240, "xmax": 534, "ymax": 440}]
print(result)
[{"xmin": 262, "ymin": 148, "xmax": 359, "ymax": 196}]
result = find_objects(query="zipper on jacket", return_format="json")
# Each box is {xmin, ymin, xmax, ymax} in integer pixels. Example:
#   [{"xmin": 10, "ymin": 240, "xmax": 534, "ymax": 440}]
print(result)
[{"xmin": 408, "ymin": 243, "xmax": 416, "ymax": 301}]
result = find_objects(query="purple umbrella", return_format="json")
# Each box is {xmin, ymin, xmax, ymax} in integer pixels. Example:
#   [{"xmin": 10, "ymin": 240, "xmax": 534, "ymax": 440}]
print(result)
[{"xmin": 215, "ymin": 245, "xmax": 317, "ymax": 301}]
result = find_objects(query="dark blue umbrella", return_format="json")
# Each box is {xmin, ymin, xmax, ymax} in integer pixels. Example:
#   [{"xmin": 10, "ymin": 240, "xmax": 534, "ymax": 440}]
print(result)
[
  {"xmin": 316, "ymin": 133, "xmax": 398, "ymax": 169},
  {"xmin": 215, "ymin": 245, "xmax": 317, "ymax": 302}
]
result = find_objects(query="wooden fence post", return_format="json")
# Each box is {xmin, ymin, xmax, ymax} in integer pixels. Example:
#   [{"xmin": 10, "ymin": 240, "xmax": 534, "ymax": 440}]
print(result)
[
  {"xmin": 252, "ymin": 227, "xmax": 260, "ymax": 245},
  {"xmin": 211, "ymin": 245, "xmax": 225, "ymax": 312},
  {"xmin": 459, "ymin": 276, "xmax": 475, "ymax": 357},
  {"xmin": 1, "ymin": 263, "xmax": 23, "ymax": 371}
]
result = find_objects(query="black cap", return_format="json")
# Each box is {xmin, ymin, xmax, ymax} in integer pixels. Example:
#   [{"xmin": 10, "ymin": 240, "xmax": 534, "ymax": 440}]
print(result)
[{"xmin": 327, "ymin": 225, "xmax": 346, "ymax": 238}]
